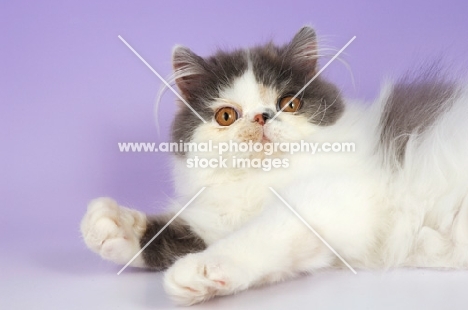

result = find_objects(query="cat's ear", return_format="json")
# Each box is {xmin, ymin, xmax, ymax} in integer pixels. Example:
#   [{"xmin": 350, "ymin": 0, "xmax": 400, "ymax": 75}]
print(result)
[
  {"xmin": 287, "ymin": 26, "xmax": 318, "ymax": 75},
  {"xmin": 172, "ymin": 45, "xmax": 207, "ymax": 100}
]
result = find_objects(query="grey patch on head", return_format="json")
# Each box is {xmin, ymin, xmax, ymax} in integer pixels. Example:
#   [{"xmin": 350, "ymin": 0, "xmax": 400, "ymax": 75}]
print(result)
[
  {"xmin": 379, "ymin": 65, "xmax": 459, "ymax": 167},
  {"xmin": 139, "ymin": 215, "xmax": 206, "ymax": 270},
  {"xmin": 250, "ymin": 26, "xmax": 344, "ymax": 126},
  {"xmin": 171, "ymin": 47, "xmax": 249, "ymax": 154}
]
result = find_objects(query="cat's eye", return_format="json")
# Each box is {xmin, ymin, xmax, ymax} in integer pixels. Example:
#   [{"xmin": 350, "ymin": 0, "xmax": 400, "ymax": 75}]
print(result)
[
  {"xmin": 215, "ymin": 107, "xmax": 239, "ymax": 126},
  {"xmin": 278, "ymin": 96, "xmax": 301, "ymax": 113}
]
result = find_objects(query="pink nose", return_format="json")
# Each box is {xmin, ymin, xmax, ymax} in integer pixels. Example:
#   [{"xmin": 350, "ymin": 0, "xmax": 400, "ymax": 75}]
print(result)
[{"xmin": 254, "ymin": 114, "xmax": 266, "ymax": 126}]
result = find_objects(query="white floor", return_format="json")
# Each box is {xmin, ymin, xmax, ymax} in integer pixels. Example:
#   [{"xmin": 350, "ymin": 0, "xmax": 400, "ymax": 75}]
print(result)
[{"xmin": 3, "ymin": 236, "xmax": 468, "ymax": 310}]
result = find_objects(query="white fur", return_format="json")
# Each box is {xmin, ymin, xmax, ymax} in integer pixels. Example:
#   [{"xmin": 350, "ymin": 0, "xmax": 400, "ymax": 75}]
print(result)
[
  {"xmin": 81, "ymin": 66, "xmax": 468, "ymax": 305},
  {"xmin": 164, "ymin": 69, "xmax": 468, "ymax": 305}
]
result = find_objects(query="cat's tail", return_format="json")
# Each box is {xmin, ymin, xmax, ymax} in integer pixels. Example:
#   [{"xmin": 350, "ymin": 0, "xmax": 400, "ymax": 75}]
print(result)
[{"xmin": 375, "ymin": 67, "xmax": 468, "ymax": 267}]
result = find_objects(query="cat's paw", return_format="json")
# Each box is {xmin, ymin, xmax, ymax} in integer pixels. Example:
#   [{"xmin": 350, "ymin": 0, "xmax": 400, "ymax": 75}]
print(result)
[
  {"xmin": 163, "ymin": 253, "xmax": 246, "ymax": 305},
  {"xmin": 80, "ymin": 197, "xmax": 147, "ymax": 266}
]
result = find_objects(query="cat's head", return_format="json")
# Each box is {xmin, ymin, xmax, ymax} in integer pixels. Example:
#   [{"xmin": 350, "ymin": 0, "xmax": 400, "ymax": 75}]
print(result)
[{"xmin": 171, "ymin": 26, "xmax": 344, "ymax": 157}]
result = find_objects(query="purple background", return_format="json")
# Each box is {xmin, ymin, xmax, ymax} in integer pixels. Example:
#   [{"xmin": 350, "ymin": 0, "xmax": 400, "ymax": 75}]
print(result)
[{"xmin": 1, "ymin": 0, "xmax": 468, "ymax": 268}]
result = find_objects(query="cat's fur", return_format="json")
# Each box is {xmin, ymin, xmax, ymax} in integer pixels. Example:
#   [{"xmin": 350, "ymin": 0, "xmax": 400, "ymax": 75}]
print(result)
[{"xmin": 80, "ymin": 27, "xmax": 468, "ymax": 305}]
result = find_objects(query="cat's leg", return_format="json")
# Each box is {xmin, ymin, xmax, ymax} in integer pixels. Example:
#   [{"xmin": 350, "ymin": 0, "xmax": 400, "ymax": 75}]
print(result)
[
  {"xmin": 139, "ymin": 214, "xmax": 206, "ymax": 270},
  {"xmin": 163, "ymin": 205, "xmax": 338, "ymax": 305},
  {"xmin": 80, "ymin": 197, "xmax": 206, "ymax": 270}
]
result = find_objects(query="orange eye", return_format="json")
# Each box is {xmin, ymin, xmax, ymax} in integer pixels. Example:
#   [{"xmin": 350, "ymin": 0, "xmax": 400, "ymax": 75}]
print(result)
[
  {"xmin": 278, "ymin": 96, "xmax": 301, "ymax": 112},
  {"xmin": 215, "ymin": 107, "xmax": 238, "ymax": 126}
]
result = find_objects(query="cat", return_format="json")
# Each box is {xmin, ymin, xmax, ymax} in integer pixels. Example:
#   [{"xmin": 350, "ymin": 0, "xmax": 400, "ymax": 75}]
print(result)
[{"xmin": 80, "ymin": 26, "xmax": 468, "ymax": 306}]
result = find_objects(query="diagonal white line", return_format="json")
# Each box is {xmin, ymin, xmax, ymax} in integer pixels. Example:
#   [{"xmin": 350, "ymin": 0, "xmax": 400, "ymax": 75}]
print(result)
[
  {"xmin": 269, "ymin": 36, "xmax": 356, "ymax": 123},
  {"xmin": 269, "ymin": 187, "xmax": 357, "ymax": 274},
  {"xmin": 118, "ymin": 35, "xmax": 207, "ymax": 124},
  {"xmin": 117, "ymin": 187, "xmax": 206, "ymax": 275}
]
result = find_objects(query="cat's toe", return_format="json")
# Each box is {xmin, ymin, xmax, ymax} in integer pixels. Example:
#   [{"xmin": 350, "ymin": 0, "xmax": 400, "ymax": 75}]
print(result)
[
  {"xmin": 163, "ymin": 253, "xmax": 239, "ymax": 305},
  {"xmin": 80, "ymin": 197, "xmax": 147, "ymax": 266}
]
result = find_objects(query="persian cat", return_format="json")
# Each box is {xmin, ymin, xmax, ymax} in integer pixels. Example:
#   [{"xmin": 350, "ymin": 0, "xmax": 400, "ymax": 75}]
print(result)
[{"xmin": 81, "ymin": 27, "xmax": 468, "ymax": 305}]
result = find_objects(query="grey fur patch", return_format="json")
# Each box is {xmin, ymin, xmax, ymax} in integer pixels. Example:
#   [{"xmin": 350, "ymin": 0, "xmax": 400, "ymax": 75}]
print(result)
[
  {"xmin": 140, "ymin": 215, "xmax": 206, "ymax": 270},
  {"xmin": 251, "ymin": 26, "xmax": 344, "ymax": 126},
  {"xmin": 379, "ymin": 68, "xmax": 458, "ymax": 166}
]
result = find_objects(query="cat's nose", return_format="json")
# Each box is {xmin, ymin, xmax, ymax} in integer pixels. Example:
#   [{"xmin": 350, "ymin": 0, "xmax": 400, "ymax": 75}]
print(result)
[
  {"xmin": 253, "ymin": 113, "xmax": 267, "ymax": 125},
  {"xmin": 253, "ymin": 110, "xmax": 274, "ymax": 126}
]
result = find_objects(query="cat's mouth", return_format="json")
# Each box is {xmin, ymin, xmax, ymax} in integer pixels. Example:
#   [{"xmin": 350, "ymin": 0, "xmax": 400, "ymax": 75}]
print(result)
[{"xmin": 261, "ymin": 134, "xmax": 271, "ymax": 143}]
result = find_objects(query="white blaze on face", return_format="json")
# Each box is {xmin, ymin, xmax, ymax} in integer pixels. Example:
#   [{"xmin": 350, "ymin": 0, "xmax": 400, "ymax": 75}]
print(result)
[
  {"xmin": 219, "ymin": 69, "xmax": 278, "ymax": 119},
  {"xmin": 215, "ymin": 68, "xmax": 279, "ymax": 144}
]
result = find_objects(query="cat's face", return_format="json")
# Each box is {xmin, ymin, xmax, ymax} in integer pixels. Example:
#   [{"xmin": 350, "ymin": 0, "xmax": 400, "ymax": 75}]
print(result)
[{"xmin": 171, "ymin": 27, "xmax": 344, "ymax": 158}]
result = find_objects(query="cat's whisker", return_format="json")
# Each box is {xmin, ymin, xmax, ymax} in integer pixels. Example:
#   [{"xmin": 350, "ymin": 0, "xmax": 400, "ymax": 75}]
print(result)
[
  {"xmin": 317, "ymin": 92, "xmax": 341, "ymax": 126},
  {"xmin": 333, "ymin": 57, "xmax": 356, "ymax": 90},
  {"xmin": 155, "ymin": 65, "xmax": 208, "ymax": 135},
  {"xmin": 308, "ymin": 98, "xmax": 323, "ymax": 122},
  {"xmin": 318, "ymin": 99, "xmax": 328, "ymax": 126}
]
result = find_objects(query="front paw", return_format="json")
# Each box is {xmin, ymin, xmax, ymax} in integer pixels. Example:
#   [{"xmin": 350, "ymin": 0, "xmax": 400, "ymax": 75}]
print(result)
[
  {"xmin": 80, "ymin": 197, "xmax": 147, "ymax": 266},
  {"xmin": 163, "ymin": 253, "xmax": 245, "ymax": 305}
]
